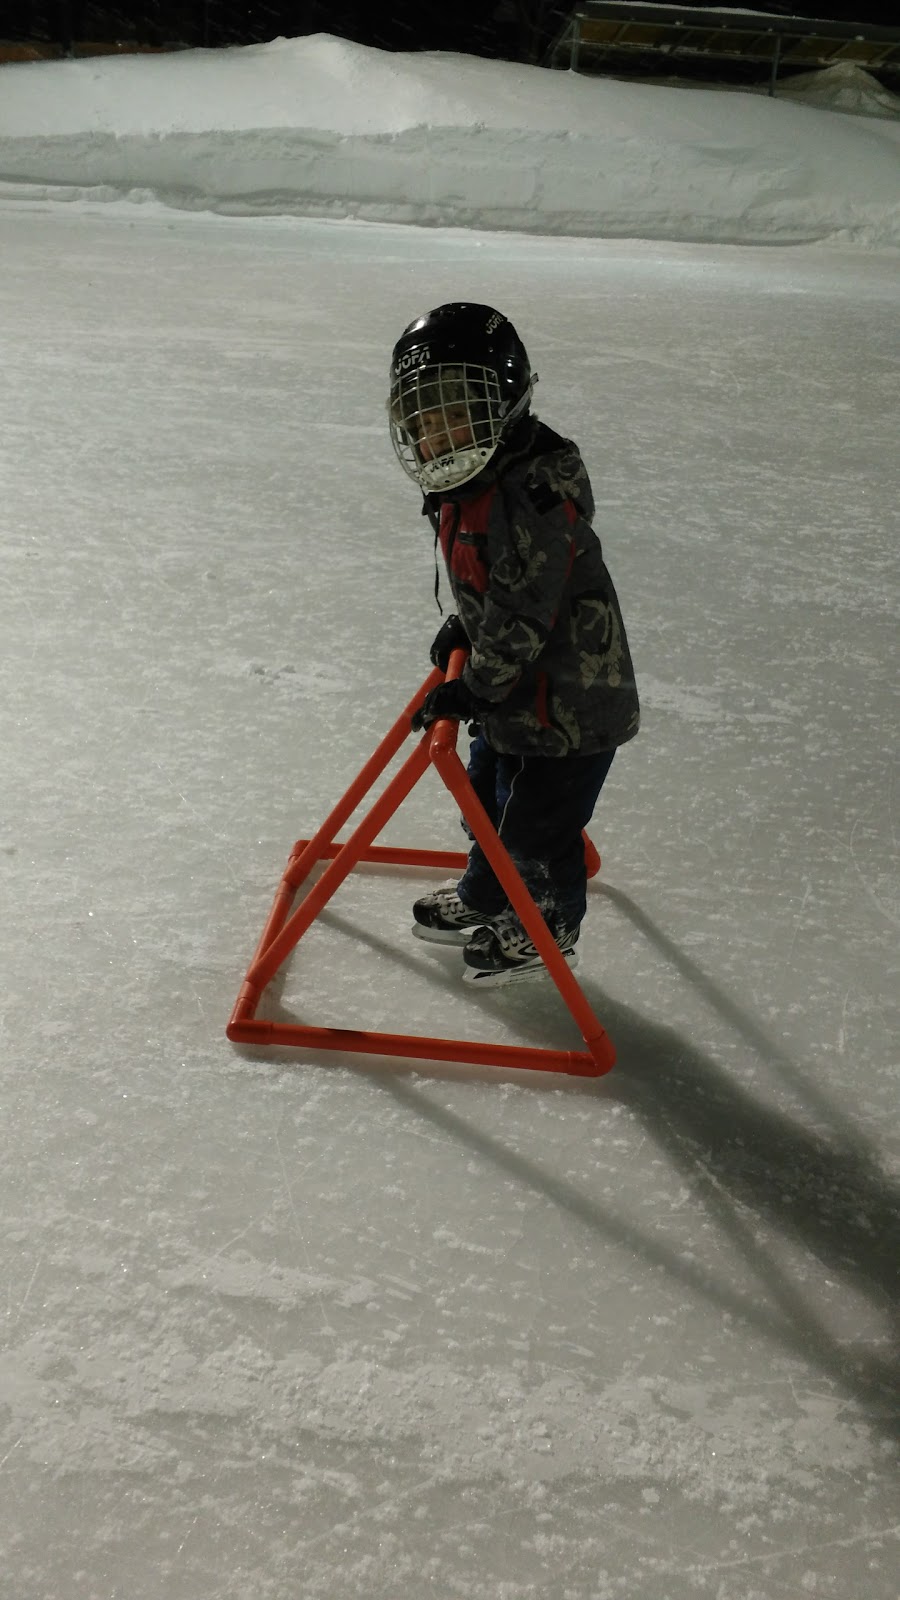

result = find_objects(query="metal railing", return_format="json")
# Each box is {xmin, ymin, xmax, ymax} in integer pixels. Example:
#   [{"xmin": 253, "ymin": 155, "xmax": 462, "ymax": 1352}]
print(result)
[{"xmin": 546, "ymin": 3, "xmax": 900, "ymax": 94}]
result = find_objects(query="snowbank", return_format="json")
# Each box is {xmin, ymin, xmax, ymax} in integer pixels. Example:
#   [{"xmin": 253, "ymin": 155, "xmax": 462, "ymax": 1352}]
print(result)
[{"xmin": 0, "ymin": 33, "xmax": 898, "ymax": 245}]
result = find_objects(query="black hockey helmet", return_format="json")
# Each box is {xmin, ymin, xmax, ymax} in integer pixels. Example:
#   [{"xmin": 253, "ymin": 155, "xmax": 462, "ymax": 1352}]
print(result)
[{"xmin": 388, "ymin": 303, "xmax": 534, "ymax": 492}]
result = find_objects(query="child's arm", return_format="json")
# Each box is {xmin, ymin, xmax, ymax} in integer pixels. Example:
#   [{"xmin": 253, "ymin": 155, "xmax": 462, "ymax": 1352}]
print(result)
[{"xmin": 463, "ymin": 480, "xmax": 576, "ymax": 703}]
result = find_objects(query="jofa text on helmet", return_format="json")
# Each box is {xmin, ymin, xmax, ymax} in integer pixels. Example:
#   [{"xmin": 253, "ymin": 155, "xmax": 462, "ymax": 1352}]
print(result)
[{"xmin": 394, "ymin": 346, "xmax": 431, "ymax": 374}]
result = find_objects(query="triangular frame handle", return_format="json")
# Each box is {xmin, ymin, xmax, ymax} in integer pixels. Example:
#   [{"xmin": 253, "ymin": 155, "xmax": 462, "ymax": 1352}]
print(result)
[{"xmin": 227, "ymin": 651, "xmax": 615, "ymax": 1077}]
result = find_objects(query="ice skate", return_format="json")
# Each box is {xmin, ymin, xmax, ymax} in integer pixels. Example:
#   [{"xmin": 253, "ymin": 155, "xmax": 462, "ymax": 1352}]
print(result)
[
  {"xmin": 411, "ymin": 884, "xmax": 500, "ymax": 945},
  {"xmin": 462, "ymin": 913, "xmax": 580, "ymax": 986}
]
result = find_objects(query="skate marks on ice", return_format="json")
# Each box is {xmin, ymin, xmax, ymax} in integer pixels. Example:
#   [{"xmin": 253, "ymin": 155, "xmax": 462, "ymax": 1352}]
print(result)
[
  {"xmin": 243, "ymin": 873, "xmax": 899, "ymax": 1432},
  {"xmin": 375, "ymin": 1002, "xmax": 899, "ymax": 1445},
  {"xmin": 592, "ymin": 886, "xmax": 899, "ymax": 1429}
]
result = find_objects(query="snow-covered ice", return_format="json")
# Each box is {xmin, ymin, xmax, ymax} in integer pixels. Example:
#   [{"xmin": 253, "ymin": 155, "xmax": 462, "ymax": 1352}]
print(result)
[{"xmin": 1, "ymin": 33, "xmax": 898, "ymax": 1600}]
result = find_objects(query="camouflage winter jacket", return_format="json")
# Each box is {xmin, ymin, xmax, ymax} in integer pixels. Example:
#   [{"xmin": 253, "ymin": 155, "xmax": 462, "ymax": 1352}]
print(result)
[{"xmin": 425, "ymin": 417, "xmax": 640, "ymax": 758}]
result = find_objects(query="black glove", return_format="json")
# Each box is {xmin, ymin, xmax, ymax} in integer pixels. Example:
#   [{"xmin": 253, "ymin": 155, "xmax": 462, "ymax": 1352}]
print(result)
[
  {"xmin": 412, "ymin": 678, "xmax": 488, "ymax": 733},
  {"xmin": 429, "ymin": 614, "xmax": 469, "ymax": 672}
]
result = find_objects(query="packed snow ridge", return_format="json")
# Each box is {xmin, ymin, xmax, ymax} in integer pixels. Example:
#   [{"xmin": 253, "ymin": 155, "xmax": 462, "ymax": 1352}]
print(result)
[{"xmin": 0, "ymin": 33, "xmax": 898, "ymax": 246}]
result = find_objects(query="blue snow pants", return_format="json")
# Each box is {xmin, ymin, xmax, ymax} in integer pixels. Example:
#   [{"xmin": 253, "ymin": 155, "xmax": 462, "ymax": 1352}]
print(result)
[{"xmin": 456, "ymin": 732, "xmax": 616, "ymax": 931}]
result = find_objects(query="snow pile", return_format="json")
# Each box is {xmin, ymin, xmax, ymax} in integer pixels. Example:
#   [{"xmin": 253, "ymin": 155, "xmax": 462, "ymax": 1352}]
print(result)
[
  {"xmin": 779, "ymin": 59, "xmax": 900, "ymax": 120},
  {"xmin": 0, "ymin": 31, "xmax": 899, "ymax": 244}
]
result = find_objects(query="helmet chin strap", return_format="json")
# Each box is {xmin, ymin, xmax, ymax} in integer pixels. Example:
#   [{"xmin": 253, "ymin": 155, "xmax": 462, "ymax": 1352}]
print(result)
[
  {"xmin": 433, "ymin": 526, "xmax": 443, "ymax": 614},
  {"xmin": 498, "ymin": 379, "xmax": 535, "ymax": 432}
]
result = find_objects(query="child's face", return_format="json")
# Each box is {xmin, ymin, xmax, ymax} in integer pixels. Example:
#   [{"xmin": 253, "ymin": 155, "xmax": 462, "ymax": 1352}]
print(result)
[{"xmin": 416, "ymin": 404, "xmax": 474, "ymax": 462}]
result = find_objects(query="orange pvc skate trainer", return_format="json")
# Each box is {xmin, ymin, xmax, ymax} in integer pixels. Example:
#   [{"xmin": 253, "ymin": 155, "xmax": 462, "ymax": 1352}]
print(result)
[{"xmin": 227, "ymin": 651, "xmax": 613, "ymax": 1078}]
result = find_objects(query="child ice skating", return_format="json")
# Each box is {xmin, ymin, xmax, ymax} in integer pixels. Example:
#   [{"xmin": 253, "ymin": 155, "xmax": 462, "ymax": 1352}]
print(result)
[{"xmin": 388, "ymin": 303, "xmax": 639, "ymax": 985}]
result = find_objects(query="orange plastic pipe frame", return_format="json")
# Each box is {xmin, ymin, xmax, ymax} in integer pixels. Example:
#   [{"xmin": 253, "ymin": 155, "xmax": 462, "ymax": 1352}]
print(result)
[{"xmin": 227, "ymin": 650, "xmax": 615, "ymax": 1077}]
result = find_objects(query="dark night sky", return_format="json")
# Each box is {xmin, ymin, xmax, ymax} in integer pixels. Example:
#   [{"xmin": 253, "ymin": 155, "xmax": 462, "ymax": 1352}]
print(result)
[
  {"xmin": 343, "ymin": 1, "xmax": 897, "ymax": 48},
  {"xmin": 210, "ymin": 3, "xmax": 899, "ymax": 52},
  {"xmin": 7, "ymin": 1, "xmax": 898, "ymax": 57}
]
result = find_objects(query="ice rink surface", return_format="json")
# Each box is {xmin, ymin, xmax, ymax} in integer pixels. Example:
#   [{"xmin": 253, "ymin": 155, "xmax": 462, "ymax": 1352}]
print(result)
[{"xmin": 1, "ymin": 204, "xmax": 898, "ymax": 1598}]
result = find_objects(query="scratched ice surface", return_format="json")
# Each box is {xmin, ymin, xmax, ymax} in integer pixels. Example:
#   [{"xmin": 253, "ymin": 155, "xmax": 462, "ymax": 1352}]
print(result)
[{"xmin": 1, "ymin": 205, "xmax": 897, "ymax": 1598}]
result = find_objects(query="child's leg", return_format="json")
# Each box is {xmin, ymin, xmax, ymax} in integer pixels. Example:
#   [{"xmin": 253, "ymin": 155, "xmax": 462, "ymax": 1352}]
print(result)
[
  {"xmin": 411, "ymin": 735, "xmax": 508, "ymax": 941},
  {"xmin": 463, "ymin": 751, "xmax": 616, "ymax": 930},
  {"xmin": 455, "ymin": 738, "xmax": 513, "ymax": 914},
  {"xmin": 460, "ymin": 731, "xmax": 501, "ymax": 842}
]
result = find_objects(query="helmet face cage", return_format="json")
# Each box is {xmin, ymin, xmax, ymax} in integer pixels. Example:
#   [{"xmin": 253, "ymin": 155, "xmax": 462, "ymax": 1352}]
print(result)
[
  {"xmin": 389, "ymin": 362, "xmax": 508, "ymax": 492},
  {"xmin": 388, "ymin": 304, "xmax": 533, "ymax": 493}
]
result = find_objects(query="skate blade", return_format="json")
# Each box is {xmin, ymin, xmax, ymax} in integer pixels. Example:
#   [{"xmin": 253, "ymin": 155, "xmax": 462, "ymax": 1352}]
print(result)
[
  {"xmin": 411, "ymin": 922, "xmax": 473, "ymax": 946},
  {"xmin": 462, "ymin": 949, "xmax": 579, "ymax": 988}
]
